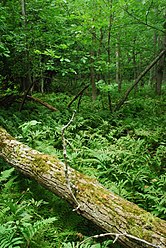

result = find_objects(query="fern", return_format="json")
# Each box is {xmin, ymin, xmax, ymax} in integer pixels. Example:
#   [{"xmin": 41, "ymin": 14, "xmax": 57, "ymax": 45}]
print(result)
[
  {"xmin": 20, "ymin": 217, "xmax": 57, "ymax": 246},
  {"xmin": 62, "ymin": 241, "xmax": 100, "ymax": 248},
  {"xmin": 0, "ymin": 168, "xmax": 15, "ymax": 183},
  {"xmin": 0, "ymin": 224, "xmax": 24, "ymax": 248}
]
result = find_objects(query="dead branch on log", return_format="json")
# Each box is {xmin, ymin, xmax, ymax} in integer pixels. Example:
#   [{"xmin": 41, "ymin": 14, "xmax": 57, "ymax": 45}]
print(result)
[
  {"xmin": 26, "ymin": 95, "xmax": 58, "ymax": 111},
  {"xmin": 61, "ymin": 110, "xmax": 80, "ymax": 210},
  {"xmin": 0, "ymin": 127, "xmax": 166, "ymax": 248},
  {"xmin": 80, "ymin": 232, "xmax": 161, "ymax": 248},
  {"xmin": 67, "ymin": 84, "xmax": 90, "ymax": 109},
  {"xmin": 115, "ymin": 49, "xmax": 166, "ymax": 111}
]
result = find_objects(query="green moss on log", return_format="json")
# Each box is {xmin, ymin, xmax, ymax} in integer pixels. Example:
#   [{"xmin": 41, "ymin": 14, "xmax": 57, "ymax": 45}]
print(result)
[{"xmin": 32, "ymin": 154, "xmax": 51, "ymax": 174}]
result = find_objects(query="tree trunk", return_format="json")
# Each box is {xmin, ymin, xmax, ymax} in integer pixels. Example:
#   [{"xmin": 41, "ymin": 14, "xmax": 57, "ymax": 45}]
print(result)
[
  {"xmin": 155, "ymin": 54, "xmax": 164, "ymax": 95},
  {"xmin": 107, "ymin": 0, "xmax": 113, "ymax": 112},
  {"xmin": 20, "ymin": 0, "xmax": 32, "ymax": 92},
  {"xmin": 155, "ymin": 17, "xmax": 166, "ymax": 95},
  {"xmin": 150, "ymin": 31, "xmax": 158, "ymax": 86},
  {"xmin": 0, "ymin": 127, "xmax": 166, "ymax": 248},
  {"xmin": 90, "ymin": 50, "xmax": 97, "ymax": 101},
  {"xmin": 107, "ymin": 4, "xmax": 112, "ymax": 85},
  {"xmin": 115, "ymin": 34, "xmax": 122, "ymax": 92},
  {"xmin": 90, "ymin": 24, "xmax": 97, "ymax": 101}
]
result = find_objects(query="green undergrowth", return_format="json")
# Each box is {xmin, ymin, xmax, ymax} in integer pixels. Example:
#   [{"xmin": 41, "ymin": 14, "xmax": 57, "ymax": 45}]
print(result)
[{"xmin": 0, "ymin": 87, "xmax": 166, "ymax": 247}]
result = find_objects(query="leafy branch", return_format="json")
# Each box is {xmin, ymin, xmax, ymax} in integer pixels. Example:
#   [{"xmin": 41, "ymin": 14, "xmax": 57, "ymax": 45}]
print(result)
[{"xmin": 123, "ymin": 5, "xmax": 164, "ymax": 33}]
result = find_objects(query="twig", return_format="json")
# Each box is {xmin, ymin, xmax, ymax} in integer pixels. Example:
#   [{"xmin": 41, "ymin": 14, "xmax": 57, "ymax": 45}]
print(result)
[
  {"xmin": 61, "ymin": 110, "xmax": 80, "ymax": 211},
  {"xmin": 79, "ymin": 232, "xmax": 161, "ymax": 248}
]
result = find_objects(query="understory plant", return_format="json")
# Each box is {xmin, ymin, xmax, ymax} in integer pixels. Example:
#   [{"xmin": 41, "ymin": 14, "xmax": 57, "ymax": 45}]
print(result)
[{"xmin": 0, "ymin": 89, "xmax": 165, "ymax": 247}]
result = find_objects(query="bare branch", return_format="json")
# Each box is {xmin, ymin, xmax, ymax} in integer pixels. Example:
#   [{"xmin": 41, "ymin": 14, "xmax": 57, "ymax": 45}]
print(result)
[
  {"xmin": 80, "ymin": 232, "xmax": 161, "ymax": 248},
  {"xmin": 61, "ymin": 110, "xmax": 80, "ymax": 210}
]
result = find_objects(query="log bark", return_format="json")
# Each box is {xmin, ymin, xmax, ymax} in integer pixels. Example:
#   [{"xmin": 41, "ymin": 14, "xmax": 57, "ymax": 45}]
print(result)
[{"xmin": 0, "ymin": 127, "xmax": 166, "ymax": 248}]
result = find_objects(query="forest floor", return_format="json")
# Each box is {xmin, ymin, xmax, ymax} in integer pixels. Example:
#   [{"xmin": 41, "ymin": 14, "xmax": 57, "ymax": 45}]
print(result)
[{"xmin": 0, "ymin": 86, "xmax": 166, "ymax": 248}]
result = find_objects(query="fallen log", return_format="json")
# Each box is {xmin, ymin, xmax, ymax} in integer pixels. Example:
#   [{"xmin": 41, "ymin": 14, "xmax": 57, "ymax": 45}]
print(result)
[
  {"xmin": 0, "ymin": 127, "xmax": 166, "ymax": 248},
  {"xmin": 26, "ymin": 95, "xmax": 58, "ymax": 112},
  {"xmin": 0, "ymin": 94, "xmax": 58, "ymax": 112}
]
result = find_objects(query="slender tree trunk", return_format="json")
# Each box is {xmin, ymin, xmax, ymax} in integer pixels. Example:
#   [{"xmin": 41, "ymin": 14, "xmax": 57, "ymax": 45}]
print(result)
[
  {"xmin": 115, "ymin": 34, "xmax": 122, "ymax": 92},
  {"xmin": 20, "ymin": 0, "xmax": 32, "ymax": 92},
  {"xmin": 107, "ymin": 0, "xmax": 113, "ymax": 85},
  {"xmin": 0, "ymin": 127, "xmax": 166, "ymax": 248},
  {"xmin": 97, "ymin": 28, "xmax": 104, "ymax": 81},
  {"xmin": 107, "ymin": 0, "xmax": 113, "ymax": 111},
  {"xmin": 162, "ymin": 13, "xmax": 166, "ymax": 81},
  {"xmin": 155, "ymin": 54, "xmax": 164, "ymax": 95},
  {"xmin": 155, "ymin": 16, "xmax": 166, "ymax": 95},
  {"xmin": 150, "ymin": 31, "xmax": 158, "ymax": 86},
  {"xmin": 132, "ymin": 38, "xmax": 138, "ymax": 94},
  {"xmin": 132, "ymin": 39, "xmax": 137, "ymax": 80},
  {"xmin": 90, "ymin": 51, "xmax": 97, "ymax": 101},
  {"xmin": 90, "ymin": 24, "xmax": 97, "ymax": 101}
]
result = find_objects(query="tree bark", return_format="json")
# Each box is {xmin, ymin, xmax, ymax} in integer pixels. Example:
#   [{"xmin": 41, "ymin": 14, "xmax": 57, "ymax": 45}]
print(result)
[{"xmin": 0, "ymin": 127, "xmax": 166, "ymax": 248}]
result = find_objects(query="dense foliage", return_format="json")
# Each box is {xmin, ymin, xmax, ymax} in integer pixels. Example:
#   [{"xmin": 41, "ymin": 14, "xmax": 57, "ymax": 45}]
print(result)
[
  {"xmin": 0, "ymin": 0, "xmax": 165, "ymax": 95},
  {"xmin": 0, "ymin": 0, "xmax": 166, "ymax": 247},
  {"xmin": 0, "ymin": 87, "xmax": 166, "ymax": 247}
]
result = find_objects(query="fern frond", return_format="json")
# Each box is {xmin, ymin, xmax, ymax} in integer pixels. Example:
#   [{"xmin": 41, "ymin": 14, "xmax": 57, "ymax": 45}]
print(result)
[
  {"xmin": 0, "ymin": 168, "xmax": 15, "ymax": 183},
  {"xmin": 0, "ymin": 224, "xmax": 23, "ymax": 248},
  {"xmin": 20, "ymin": 217, "xmax": 57, "ymax": 244}
]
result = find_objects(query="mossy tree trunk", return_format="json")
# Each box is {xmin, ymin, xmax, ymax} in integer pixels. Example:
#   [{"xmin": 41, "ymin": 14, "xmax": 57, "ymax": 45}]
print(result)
[{"xmin": 0, "ymin": 127, "xmax": 166, "ymax": 248}]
